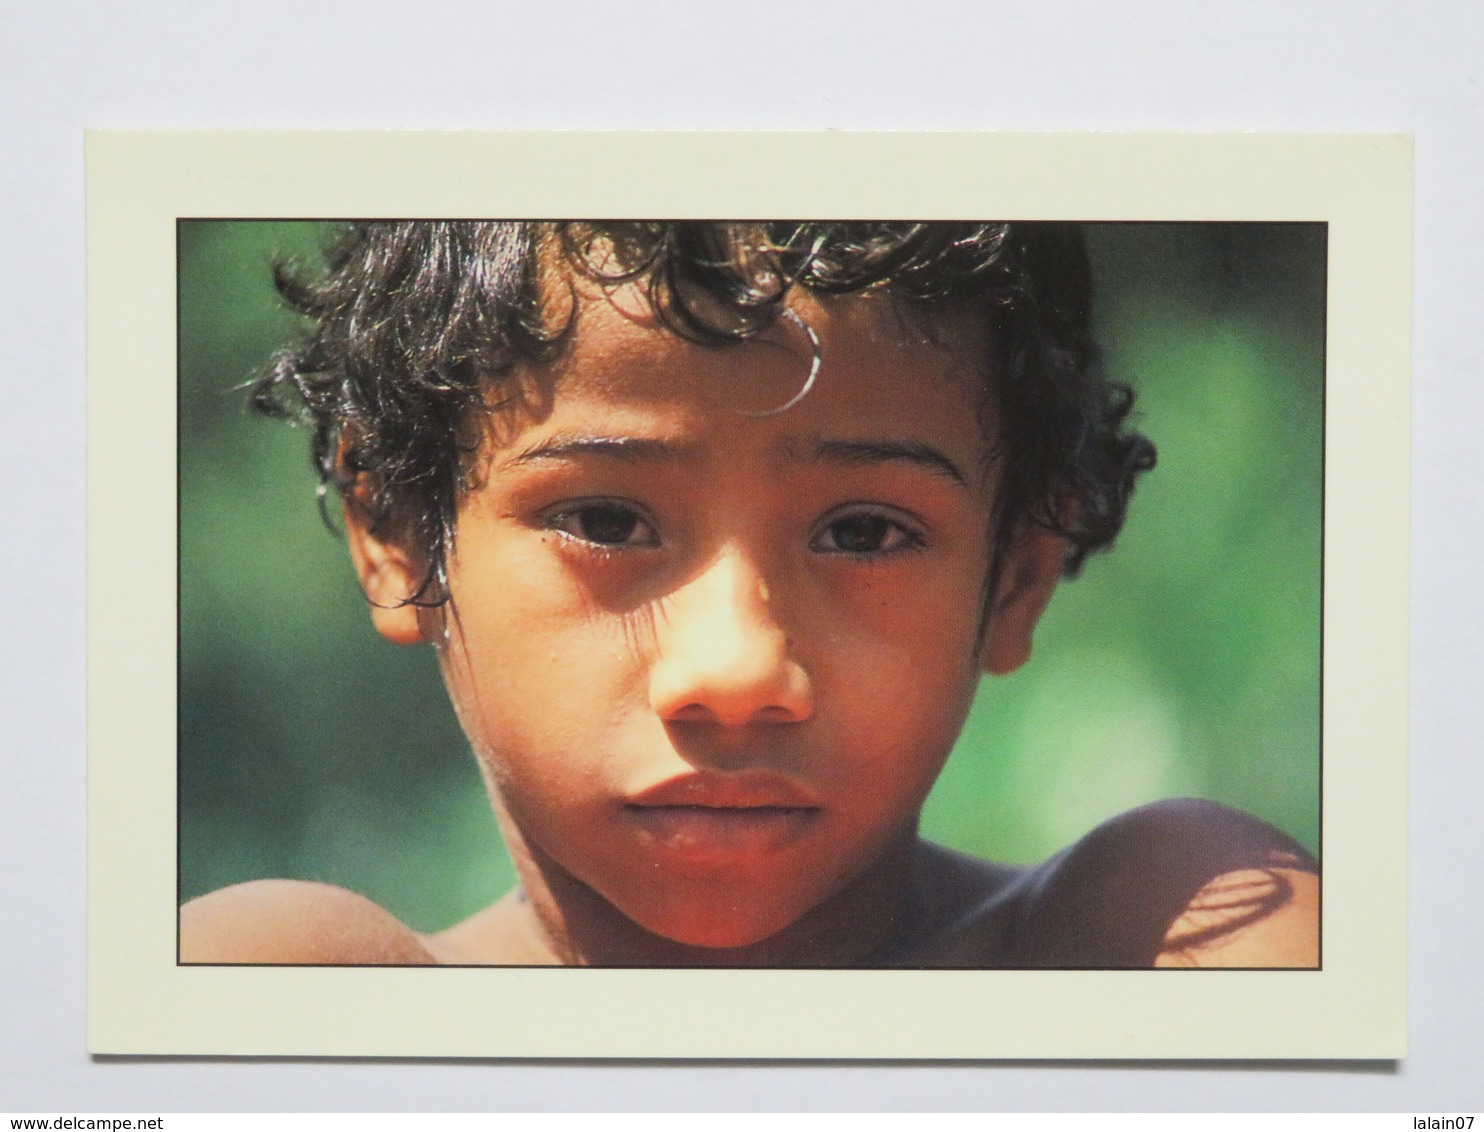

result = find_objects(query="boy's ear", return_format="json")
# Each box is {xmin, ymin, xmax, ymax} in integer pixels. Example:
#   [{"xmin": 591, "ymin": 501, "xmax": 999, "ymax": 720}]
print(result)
[
  {"xmin": 981, "ymin": 526, "xmax": 1068, "ymax": 676},
  {"xmin": 342, "ymin": 497, "xmax": 429, "ymax": 646}
]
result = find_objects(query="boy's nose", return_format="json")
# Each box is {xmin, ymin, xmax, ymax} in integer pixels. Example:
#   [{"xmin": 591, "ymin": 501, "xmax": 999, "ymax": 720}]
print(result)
[{"xmin": 647, "ymin": 549, "xmax": 814, "ymax": 728}]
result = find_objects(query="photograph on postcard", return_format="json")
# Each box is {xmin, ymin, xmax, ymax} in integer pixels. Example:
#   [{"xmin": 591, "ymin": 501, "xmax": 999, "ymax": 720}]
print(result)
[{"xmin": 177, "ymin": 219, "xmax": 1323, "ymax": 970}]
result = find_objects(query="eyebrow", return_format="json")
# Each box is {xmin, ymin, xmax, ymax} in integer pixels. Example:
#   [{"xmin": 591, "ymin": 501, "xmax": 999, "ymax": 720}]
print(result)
[
  {"xmin": 501, "ymin": 432, "xmax": 968, "ymax": 488},
  {"xmin": 501, "ymin": 434, "xmax": 691, "ymax": 469},
  {"xmin": 810, "ymin": 439, "xmax": 968, "ymax": 488}
]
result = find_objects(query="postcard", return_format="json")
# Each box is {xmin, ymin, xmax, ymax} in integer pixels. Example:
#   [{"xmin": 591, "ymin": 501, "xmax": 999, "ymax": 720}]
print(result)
[{"xmin": 87, "ymin": 131, "xmax": 1409, "ymax": 1057}]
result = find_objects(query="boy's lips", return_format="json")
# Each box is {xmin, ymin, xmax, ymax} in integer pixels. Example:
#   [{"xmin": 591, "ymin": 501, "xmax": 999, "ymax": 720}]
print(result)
[
  {"xmin": 626, "ymin": 770, "xmax": 822, "ymax": 810},
  {"xmin": 623, "ymin": 772, "xmax": 822, "ymax": 859}
]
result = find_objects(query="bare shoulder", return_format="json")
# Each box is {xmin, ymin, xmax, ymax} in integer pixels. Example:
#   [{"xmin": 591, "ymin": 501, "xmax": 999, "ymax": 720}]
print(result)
[
  {"xmin": 180, "ymin": 879, "xmax": 439, "ymax": 965},
  {"xmin": 1156, "ymin": 867, "xmax": 1319, "ymax": 968}
]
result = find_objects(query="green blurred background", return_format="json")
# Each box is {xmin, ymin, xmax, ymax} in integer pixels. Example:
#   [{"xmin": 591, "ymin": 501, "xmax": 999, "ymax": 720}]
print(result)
[{"xmin": 178, "ymin": 221, "xmax": 1324, "ymax": 931}]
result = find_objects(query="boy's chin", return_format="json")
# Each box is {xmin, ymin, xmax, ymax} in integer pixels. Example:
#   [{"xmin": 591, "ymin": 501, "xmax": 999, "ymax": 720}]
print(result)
[{"xmin": 624, "ymin": 894, "xmax": 812, "ymax": 955}]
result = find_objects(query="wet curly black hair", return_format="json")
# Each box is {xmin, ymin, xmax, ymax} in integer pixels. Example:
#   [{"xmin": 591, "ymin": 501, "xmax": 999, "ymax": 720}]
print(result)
[{"xmin": 251, "ymin": 221, "xmax": 1155, "ymax": 605}]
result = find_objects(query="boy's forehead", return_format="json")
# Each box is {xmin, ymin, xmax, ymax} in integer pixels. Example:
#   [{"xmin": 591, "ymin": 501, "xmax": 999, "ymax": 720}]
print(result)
[
  {"xmin": 483, "ymin": 279, "xmax": 999, "ymax": 488},
  {"xmin": 548, "ymin": 275, "xmax": 993, "ymax": 398}
]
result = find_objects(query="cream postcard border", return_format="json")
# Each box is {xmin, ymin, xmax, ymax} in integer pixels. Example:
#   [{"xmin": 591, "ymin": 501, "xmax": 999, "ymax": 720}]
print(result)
[{"xmin": 86, "ymin": 132, "xmax": 1409, "ymax": 1059}]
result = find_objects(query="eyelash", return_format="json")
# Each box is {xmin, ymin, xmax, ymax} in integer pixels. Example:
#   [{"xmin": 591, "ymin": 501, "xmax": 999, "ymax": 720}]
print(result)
[
  {"xmin": 539, "ymin": 501, "xmax": 928, "ymax": 558},
  {"xmin": 809, "ymin": 506, "xmax": 927, "ymax": 557},
  {"xmin": 541, "ymin": 500, "xmax": 660, "ymax": 552}
]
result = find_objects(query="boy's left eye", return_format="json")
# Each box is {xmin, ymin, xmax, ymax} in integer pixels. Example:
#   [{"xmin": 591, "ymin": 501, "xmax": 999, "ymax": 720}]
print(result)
[
  {"xmin": 811, "ymin": 510, "xmax": 923, "ymax": 555},
  {"xmin": 545, "ymin": 502, "xmax": 660, "ymax": 549}
]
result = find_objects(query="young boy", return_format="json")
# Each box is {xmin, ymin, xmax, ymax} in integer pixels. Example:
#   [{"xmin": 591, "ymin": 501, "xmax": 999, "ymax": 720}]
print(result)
[{"xmin": 180, "ymin": 221, "xmax": 1319, "ymax": 968}]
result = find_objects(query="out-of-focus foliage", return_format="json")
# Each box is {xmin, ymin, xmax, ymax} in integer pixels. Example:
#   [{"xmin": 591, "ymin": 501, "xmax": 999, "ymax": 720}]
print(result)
[
  {"xmin": 926, "ymin": 224, "xmax": 1324, "ymax": 864},
  {"xmin": 178, "ymin": 221, "xmax": 1323, "ymax": 930}
]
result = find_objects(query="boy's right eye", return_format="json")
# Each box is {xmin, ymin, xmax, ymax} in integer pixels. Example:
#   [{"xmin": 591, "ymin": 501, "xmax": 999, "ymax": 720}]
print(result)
[{"xmin": 544, "ymin": 502, "xmax": 660, "ymax": 549}]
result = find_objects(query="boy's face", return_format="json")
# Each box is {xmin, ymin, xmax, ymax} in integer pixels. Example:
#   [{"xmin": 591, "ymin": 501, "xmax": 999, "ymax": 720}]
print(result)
[{"xmin": 350, "ymin": 280, "xmax": 1064, "ymax": 954}]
